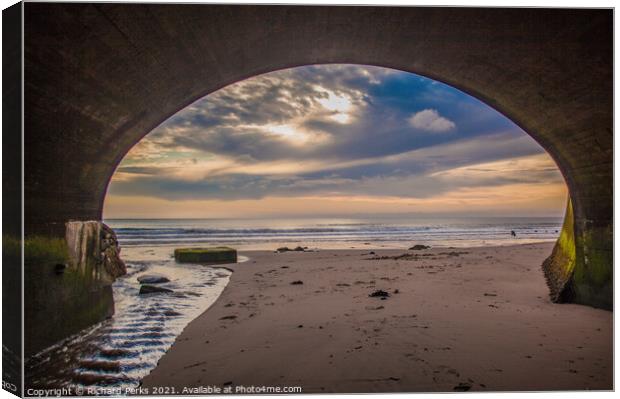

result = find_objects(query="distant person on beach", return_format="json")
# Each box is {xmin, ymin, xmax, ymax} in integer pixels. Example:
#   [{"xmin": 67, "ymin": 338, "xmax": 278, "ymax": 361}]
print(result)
[{"xmin": 511, "ymin": 230, "xmax": 517, "ymax": 237}]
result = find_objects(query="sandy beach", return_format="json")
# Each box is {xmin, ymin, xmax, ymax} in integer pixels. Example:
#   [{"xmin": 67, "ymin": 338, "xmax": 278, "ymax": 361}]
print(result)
[{"xmin": 140, "ymin": 243, "xmax": 612, "ymax": 393}]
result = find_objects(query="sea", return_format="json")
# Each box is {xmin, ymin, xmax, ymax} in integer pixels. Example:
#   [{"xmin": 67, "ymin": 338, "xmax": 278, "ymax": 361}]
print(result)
[
  {"xmin": 107, "ymin": 216, "xmax": 563, "ymax": 250},
  {"xmin": 24, "ymin": 216, "xmax": 561, "ymax": 394}
]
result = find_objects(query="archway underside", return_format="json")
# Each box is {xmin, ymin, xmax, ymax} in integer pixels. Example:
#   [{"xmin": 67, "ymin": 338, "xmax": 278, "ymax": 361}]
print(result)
[{"xmin": 19, "ymin": 4, "xmax": 612, "ymax": 354}]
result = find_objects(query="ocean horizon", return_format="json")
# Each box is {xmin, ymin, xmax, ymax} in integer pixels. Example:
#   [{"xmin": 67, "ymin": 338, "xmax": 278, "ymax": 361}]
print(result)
[{"xmin": 105, "ymin": 215, "xmax": 563, "ymax": 250}]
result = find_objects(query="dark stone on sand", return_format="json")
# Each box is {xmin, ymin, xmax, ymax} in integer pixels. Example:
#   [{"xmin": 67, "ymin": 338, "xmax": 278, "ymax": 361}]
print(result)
[
  {"xmin": 220, "ymin": 315, "xmax": 237, "ymax": 320},
  {"xmin": 453, "ymin": 383, "xmax": 472, "ymax": 392},
  {"xmin": 369, "ymin": 289, "xmax": 390, "ymax": 298},
  {"xmin": 290, "ymin": 280, "xmax": 304, "ymax": 285},
  {"xmin": 137, "ymin": 274, "xmax": 170, "ymax": 284},
  {"xmin": 139, "ymin": 285, "xmax": 173, "ymax": 295},
  {"xmin": 409, "ymin": 244, "xmax": 431, "ymax": 250},
  {"xmin": 277, "ymin": 246, "xmax": 305, "ymax": 252}
]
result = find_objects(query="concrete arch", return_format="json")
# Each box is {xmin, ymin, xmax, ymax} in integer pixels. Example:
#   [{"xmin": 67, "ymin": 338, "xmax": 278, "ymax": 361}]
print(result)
[{"xmin": 23, "ymin": 3, "xmax": 612, "ymax": 310}]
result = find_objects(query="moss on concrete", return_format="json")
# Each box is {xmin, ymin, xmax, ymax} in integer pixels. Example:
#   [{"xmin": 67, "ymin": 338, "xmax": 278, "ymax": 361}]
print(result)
[
  {"xmin": 542, "ymin": 199, "xmax": 576, "ymax": 302},
  {"xmin": 542, "ymin": 198, "xmax": 612, "ymax": 310},
  {"xmin": 571, "ymin": 224, "xmax": 613, "ymax": 310},
  {"xmin": 26, "ymin": 236, "xmax": 70, "ymax": 263},
  {"xmin": 23, "ymin": 233, "xmax": 115, "ymax": 356},
  {"xmin": 2, "ymin": 235, "xmax": 21, "ymax": 258},
  {"xmin": 5, "ymin": 235, "xmax": 71, "ymax": 264},
  {"xmin": 174, "ymin": 247, "xmax": 237, "ymax": 264}
]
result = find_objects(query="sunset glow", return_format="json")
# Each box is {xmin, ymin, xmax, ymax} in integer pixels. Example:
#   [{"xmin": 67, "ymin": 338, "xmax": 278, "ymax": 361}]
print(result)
[{"xmin": 104, "ymin": 65, "xmax": 566, "ymax": 219}]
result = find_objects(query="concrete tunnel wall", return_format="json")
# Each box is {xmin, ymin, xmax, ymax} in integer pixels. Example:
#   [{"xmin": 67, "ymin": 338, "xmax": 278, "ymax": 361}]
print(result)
[{"xmin": 22, "ymin": 4, "xmax": 612, "ymax": 312}]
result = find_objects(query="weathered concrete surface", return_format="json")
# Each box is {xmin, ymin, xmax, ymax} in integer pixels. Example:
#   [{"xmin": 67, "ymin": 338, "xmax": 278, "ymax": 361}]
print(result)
[
  {"xmin": 23, "ymin": 5, "xmax": 612, "ymax": 308},
  {"xmin": 542, "ymin": 197, "xmax": 612, "ymax": 309},
  {"xmin": 66, "ymin": 221, "xmax": 126, "ymax": 281},
  {"xmin": 543, "ymin": 199, "xmax": 577, "ymax": 303},
  {"xmin": 174, "ymin": 247, "xmax": 238, "ymax": 264},
  {"xmin": 24, "ymin": 221, "xmax": 126, "ymax": 356}
]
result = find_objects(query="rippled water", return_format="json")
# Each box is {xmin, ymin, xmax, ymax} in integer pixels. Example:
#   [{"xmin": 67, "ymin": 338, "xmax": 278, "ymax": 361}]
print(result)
[
  {"xmin": 25, "ymin": 246, "xmax": 239, "ymax": 393},
  {"xmin": 108, "ymin": 216, "xmax": 563, "ymax": 249}
]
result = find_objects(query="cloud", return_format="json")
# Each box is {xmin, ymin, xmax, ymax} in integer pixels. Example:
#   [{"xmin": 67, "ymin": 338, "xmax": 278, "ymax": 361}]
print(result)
[
  {"xmin": 135, "ymin": 66, "xmax": 391, "ymax": 163},
  {"xmin": 115, "ymin": 129, "xmax": 545, "ymax": 183},
  {"xmin": 109, "ymin": 142, "xmax": 563, "ymax": 202},
  {"xmin": 105, "ymin": 65, "xmax": 565, "ymax": 217},
  {"xmin": 135, "ymin": 66, "xmax": 514, "ymax": 165},
  {"xmin": 408, "ymin": 109, "xmax": 456, "ymax": 132}
]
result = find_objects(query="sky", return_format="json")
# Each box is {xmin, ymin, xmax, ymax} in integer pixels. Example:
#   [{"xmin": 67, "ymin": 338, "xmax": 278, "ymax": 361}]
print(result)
[{"xmin": 103, "ymin": 64, "xmax": 567, "ymax": 219}]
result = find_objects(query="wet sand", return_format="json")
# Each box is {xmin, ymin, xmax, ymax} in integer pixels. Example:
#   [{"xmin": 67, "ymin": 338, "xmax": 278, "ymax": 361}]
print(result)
[{"xmin": 141, "ymin": 243, "xmax": 612, "ymax": 393}]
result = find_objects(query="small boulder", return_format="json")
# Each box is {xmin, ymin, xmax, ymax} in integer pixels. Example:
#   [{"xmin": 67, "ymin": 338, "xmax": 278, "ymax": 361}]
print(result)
[
  {"xmin": 409, "ymin": 244, "xmax": 431, "ymax": 250},
  {"xmin": 137, "ymin": 274, "xmax": 170, "ymax": 284},
  {"xmin": 369, "ymin": 289, "xmax": 390, "ymax": 298},
  {"xmin": 277, "ymin": 246, "xmax": 305, "ymax": 253},
  {"xmin": 139, "ymin": 285, "xmax": 173, "ymax": 295}
]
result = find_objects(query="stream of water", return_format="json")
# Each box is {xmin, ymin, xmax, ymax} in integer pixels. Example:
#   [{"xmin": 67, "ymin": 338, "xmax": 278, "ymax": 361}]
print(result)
[{"xmin": 25, "ymin": 246, "xmax": 238, "ymax": 393}]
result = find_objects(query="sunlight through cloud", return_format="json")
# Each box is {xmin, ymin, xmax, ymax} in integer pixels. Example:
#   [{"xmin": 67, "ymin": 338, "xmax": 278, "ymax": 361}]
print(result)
[{"xmin": 105, "ymin": 64, "xmax": 565, "ymax": 218}]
